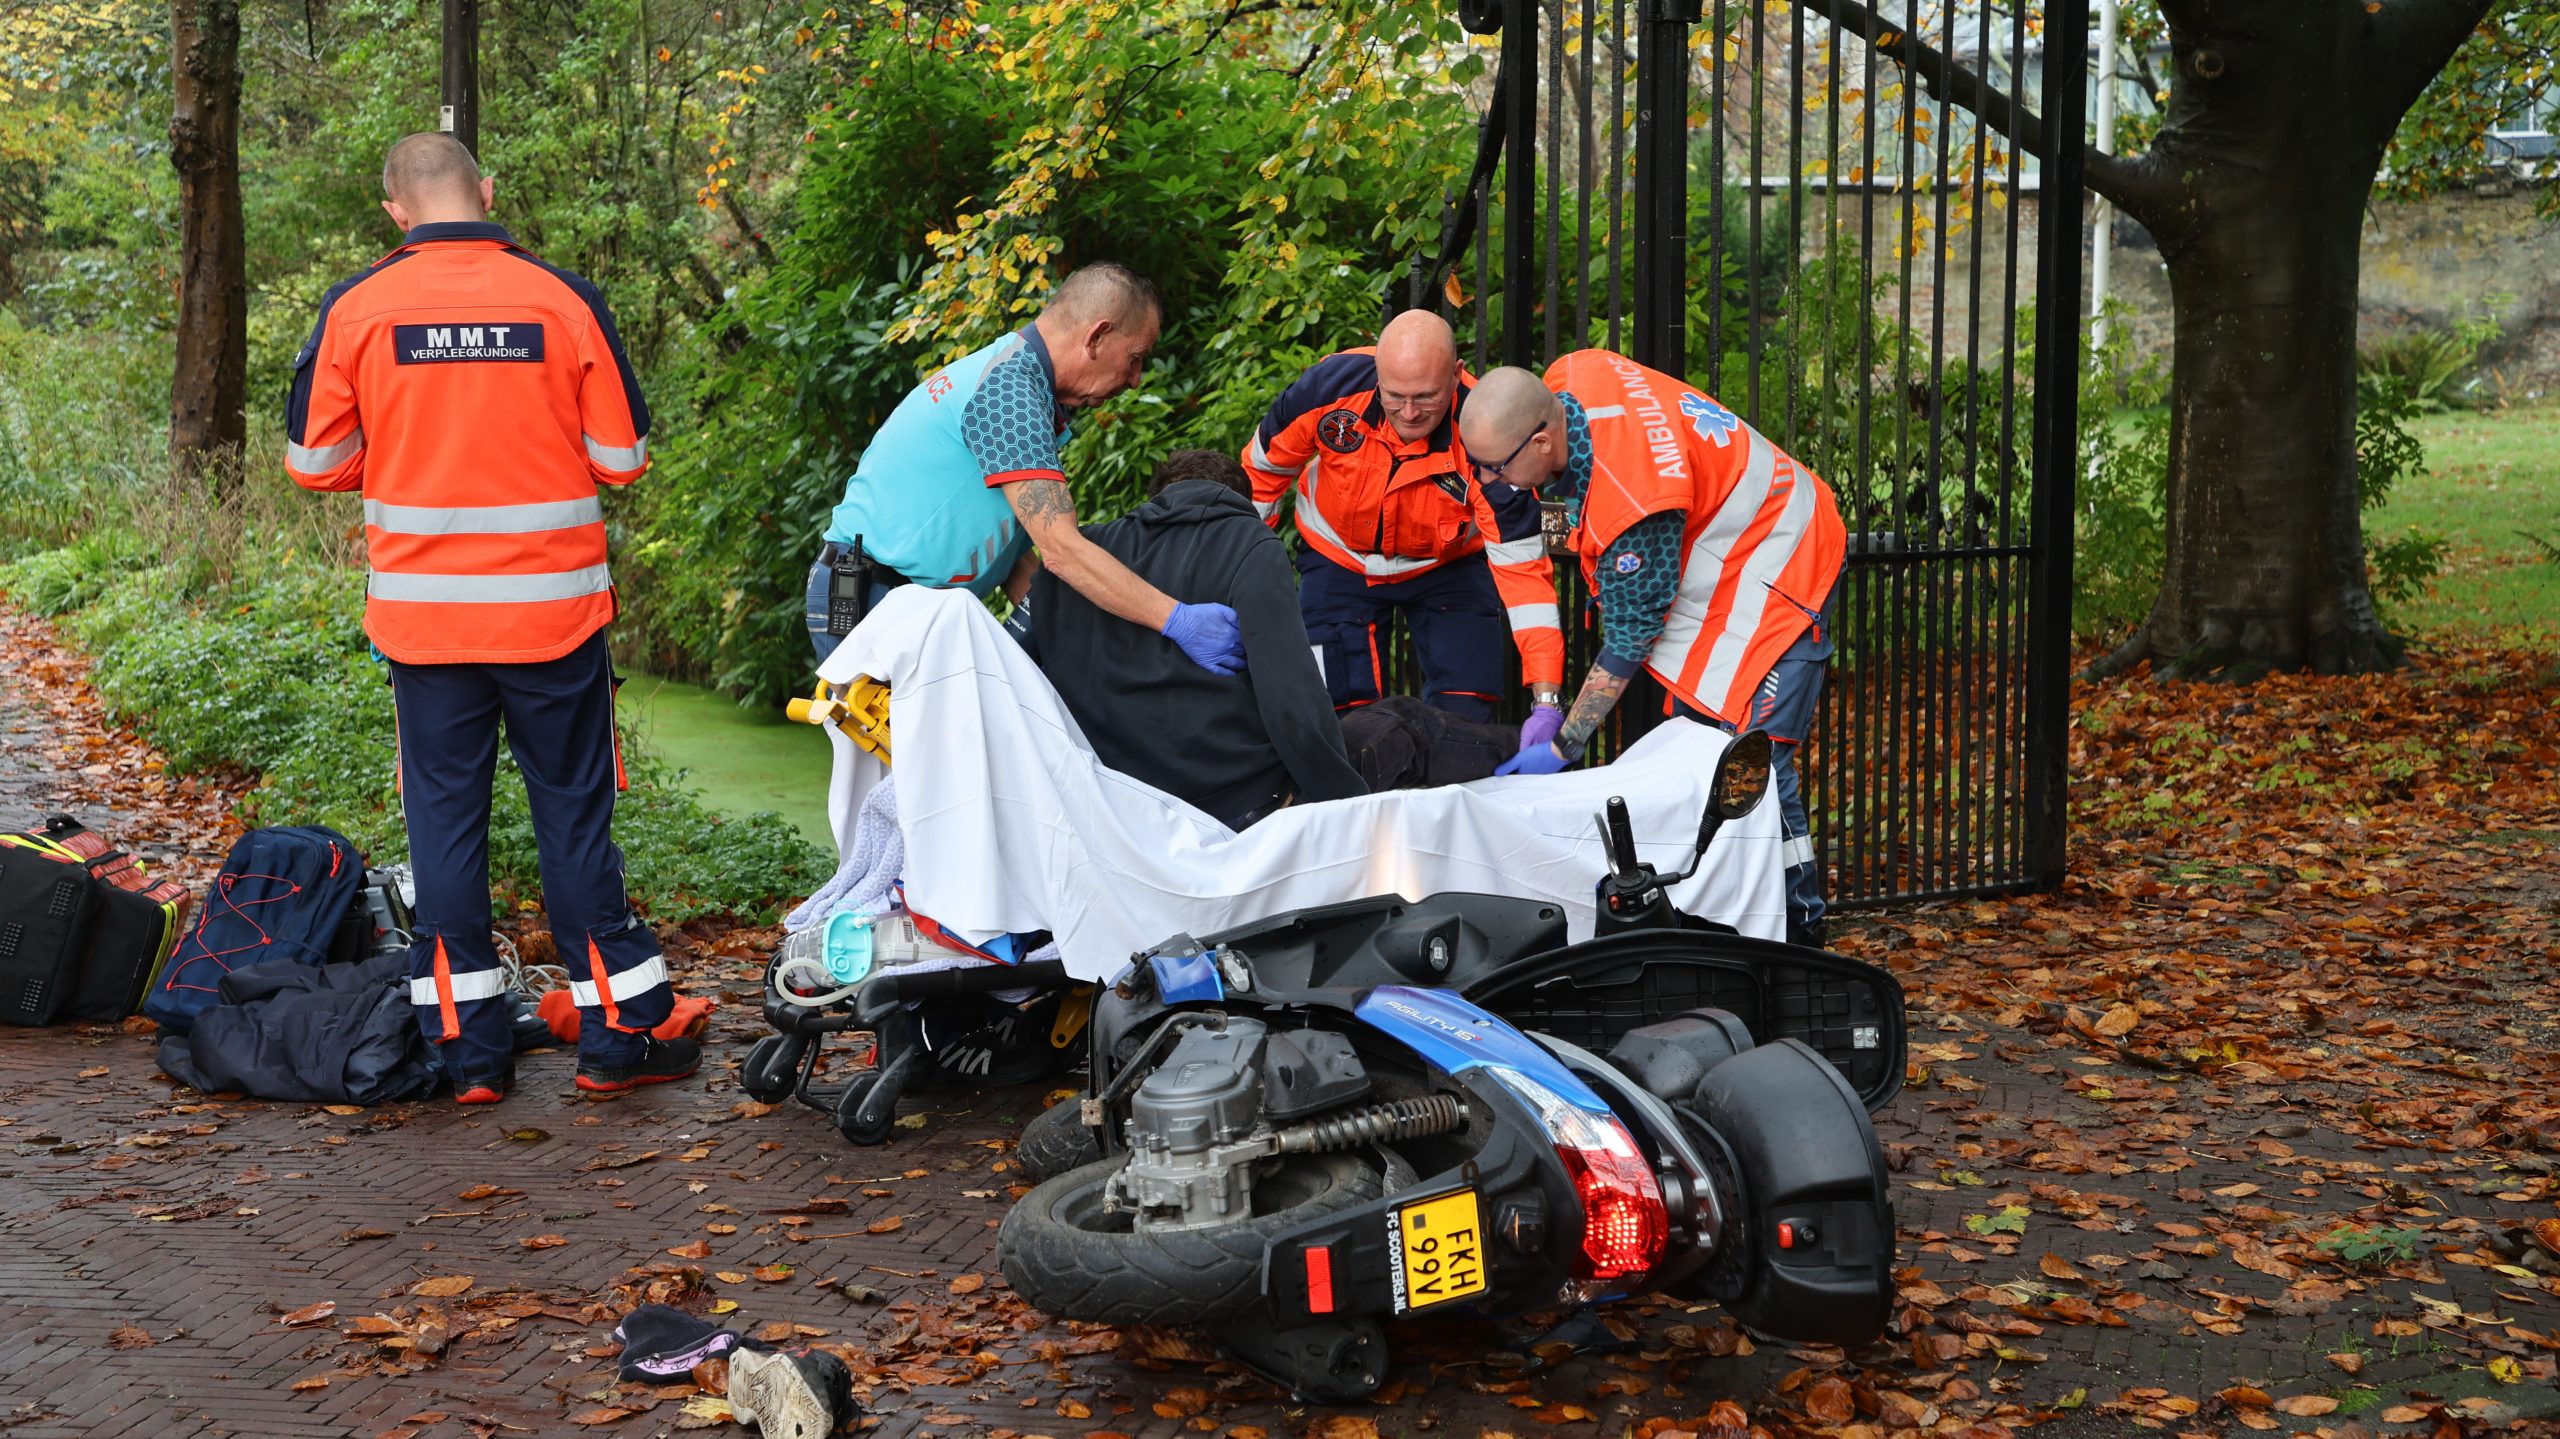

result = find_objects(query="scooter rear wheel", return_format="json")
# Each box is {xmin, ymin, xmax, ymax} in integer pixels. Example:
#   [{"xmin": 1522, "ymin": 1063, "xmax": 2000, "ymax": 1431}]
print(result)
[{"xmin": 999, "ymin": 1153, "xmax": 1380, "ymax": 1325}]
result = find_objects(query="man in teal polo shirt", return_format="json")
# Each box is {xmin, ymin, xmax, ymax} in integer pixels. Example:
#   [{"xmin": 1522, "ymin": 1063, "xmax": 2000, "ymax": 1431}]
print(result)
[{"xmin": 806, "ymin": 263, "xmax": 1244, "ymax": 676}]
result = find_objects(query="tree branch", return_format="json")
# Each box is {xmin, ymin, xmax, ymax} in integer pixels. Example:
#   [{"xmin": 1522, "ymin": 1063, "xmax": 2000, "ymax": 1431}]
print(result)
[
  {"xmin": 1807, "ymin": 0, "xmax": 2167, "ymax": 219},
  {"xmin": 2363, "ymin": 0, "xmax": 2500, "ymax": 128}
]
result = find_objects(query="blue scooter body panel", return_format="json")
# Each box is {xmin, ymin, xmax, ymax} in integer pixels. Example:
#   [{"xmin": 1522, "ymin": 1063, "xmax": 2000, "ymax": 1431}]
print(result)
[{"xmin": 1354, "ymin": 985, "xmax": 1616, "ymax": 1118}]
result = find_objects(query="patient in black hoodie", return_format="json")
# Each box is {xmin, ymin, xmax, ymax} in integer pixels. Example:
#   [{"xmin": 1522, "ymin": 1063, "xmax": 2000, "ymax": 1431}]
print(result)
[{"xmin": 1025, "ymin": 450, "xmax": 1369, "ymax": 829}]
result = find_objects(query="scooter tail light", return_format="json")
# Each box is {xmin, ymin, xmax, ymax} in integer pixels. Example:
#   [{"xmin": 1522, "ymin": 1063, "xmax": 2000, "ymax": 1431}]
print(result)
[
  {"xmin": 1558, "ymin": 1127, "xmax": 1668, "ymax": 1280},
  {"xmin": 1486, "ymin": 1069, "xmax": 1669, "ymax": 1283}
]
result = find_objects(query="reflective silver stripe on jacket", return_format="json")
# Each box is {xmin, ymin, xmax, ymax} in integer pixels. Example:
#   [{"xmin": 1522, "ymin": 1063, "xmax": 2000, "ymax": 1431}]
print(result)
[
  {"xmin": 1294, "ymin": 455, "xmax": 1442, "ymax": 578},
  {"xmin": 288, "ymin": 430, "xmax": 366, "ymax": 472},
  {"xmin": 1690, "ymin": 457, "xmax": 1818, "ymax": 706},
  {"xmin": 1650, "ymin": 435, "xmax": 1779, "ymax": 679},
  {"xmin": 1485, "ymin": 535, "xmax": 1546, "ymax": 566},
  {"xmin": 363, "ymin": 497, "xmax": 604, "ymax": 535},
  {"xmin": 1245, "ymin": 433, "xmax": 1297, "ymax": 478},
  {"xmin": 369, "ymin": 564, "xmax": 615, "ymax": 605},
  {"xmin": 585, "ymin": 434, "xmax": 648, "ymax": 469},
  {"xmin": 1505, "ymin": 602, "xmax": 1561, "ymax": 631}
]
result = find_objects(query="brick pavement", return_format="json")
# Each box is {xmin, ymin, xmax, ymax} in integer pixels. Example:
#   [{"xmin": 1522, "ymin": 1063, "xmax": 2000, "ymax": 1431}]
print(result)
[{"xmin": 6, "ymin": 641, "xmax": 2559, "ymax": 1438}]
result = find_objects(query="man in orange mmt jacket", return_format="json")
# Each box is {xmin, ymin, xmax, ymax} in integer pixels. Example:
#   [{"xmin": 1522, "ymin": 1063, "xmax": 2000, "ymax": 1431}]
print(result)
[{"xmin": 286, "ymin": 133, "xmax": 695, "ymax": 1103}]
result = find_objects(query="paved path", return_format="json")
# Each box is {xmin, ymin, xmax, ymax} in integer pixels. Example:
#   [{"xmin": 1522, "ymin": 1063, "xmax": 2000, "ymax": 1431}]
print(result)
[{"xmin": 3, "ymin": 611, "xmax": 2555, "ymax": 1439}]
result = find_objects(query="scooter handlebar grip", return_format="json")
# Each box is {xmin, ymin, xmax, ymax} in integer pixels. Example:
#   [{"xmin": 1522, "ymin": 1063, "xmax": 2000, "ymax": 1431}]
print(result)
[{"xmin": 1605, "ymin": 796, "xmax": 1639, "ymax": 875}]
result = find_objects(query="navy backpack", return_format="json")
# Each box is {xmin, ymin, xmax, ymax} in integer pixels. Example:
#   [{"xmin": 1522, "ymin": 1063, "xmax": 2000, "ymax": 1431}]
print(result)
[{"xmin": 143, "ymin": 826, "xmax": 368, "ymax": 1036}]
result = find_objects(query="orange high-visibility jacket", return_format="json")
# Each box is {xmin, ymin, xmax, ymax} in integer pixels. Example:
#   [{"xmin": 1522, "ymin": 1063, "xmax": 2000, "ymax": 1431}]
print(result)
[
  {"xmin": 1242, "ymin": 348, "xmax": 1563, "ymax": 689},
  {"xmin": 285, "ymin": 221, "xmax": 650, "ymax": 665},
  {"xmin": 1549, "ymin": 349, "xmax": 1845, "ymax": 723}
]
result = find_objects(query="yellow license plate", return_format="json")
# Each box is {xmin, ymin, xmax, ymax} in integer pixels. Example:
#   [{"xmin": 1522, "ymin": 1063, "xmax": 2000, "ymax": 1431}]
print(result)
[{"xmin": 1392, "ymin": 1190, "xmax": 1487, "ymax": 1311}]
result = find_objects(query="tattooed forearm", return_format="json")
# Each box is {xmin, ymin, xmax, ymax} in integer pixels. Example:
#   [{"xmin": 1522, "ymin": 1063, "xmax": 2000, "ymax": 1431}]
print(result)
[
  {"xmin": 1004, "ymin": 474, "xmax": 1179, "ymax": 631},
  {"xmin": 1554, "ymin": 664, "xmax": 1631, "ymax": 759},
  {"xmin": 1005, "ymin": 477, "xmax": 1079, "ymax": 531}
]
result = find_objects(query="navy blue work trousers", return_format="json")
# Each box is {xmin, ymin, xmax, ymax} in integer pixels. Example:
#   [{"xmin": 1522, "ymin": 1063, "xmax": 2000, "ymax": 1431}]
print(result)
[
  {"xmin": 1296, "ymin": 546, "xmax": 1509, "ymax": 723},
  {"xmin": 389, "ymin": 631, "xmax": 671, "ymax": 1085}
]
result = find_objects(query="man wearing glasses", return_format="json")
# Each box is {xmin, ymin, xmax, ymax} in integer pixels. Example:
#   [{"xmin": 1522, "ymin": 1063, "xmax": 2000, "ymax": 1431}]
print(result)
[
  {"xmin": 1240, "ymin": 312, "xmax": 1565, "ymax": 744},
  {"xmin": 1457, "ymin": 352, "xmax": 1847, "ymax": 948}
]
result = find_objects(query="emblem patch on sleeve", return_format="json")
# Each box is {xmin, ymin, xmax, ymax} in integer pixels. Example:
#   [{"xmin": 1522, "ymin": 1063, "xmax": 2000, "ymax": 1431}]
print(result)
[
  {"xmin": 393, "ymin": 323, "xmax": 545, "ymax": 363},
  {"xmin": 1614, "ymin": 552, "xmax": 1644, "ymax": 574},
  {"xmin": 1317, "ymin": 409, "xmax": 1365, "ymax": 453}
]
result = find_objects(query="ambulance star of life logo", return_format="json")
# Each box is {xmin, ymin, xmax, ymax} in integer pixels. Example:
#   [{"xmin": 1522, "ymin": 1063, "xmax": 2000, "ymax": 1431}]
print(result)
[
  {"xmin": 1318, "ymin": 408, "xmax": 1365, "ymax": 453},
  {"xmin": 1614, "ymin": 552, "xmax": 1643, "ymax": 574},
  {"xmin": 1680, "ymin": 392, "xmax": 1742, "ymax": 448}
]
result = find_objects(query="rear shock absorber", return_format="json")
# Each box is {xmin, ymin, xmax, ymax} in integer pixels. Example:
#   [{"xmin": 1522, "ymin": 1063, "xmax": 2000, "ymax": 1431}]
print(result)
[{"xmin": 1272, "ymin": 1094, "xmax": 1467, "ymax": 1154}]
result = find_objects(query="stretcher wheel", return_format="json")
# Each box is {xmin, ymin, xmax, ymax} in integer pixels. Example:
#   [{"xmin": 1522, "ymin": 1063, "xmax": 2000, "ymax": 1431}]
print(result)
[
  {"xmin": 833, "ymin": 1071, "xmax": 895, "ymax": 1145},
  {"xmin": 741, "ymin": 1035, "xmax": 801, "ymax": 1105}
]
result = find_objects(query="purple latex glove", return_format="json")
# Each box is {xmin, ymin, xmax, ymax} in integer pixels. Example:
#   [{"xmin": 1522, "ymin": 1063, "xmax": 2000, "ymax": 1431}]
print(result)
[
  {"xmin": 1160, "ymin": 601, "xmax": 1246, "ymax": 676},
  {"xmin": 1518, "ymin": 703, "xmax": 1565, "ymax": 753},
  {"xmin": 1494, "ymin": 739, "xmax": 1570, "ymax": 777}
]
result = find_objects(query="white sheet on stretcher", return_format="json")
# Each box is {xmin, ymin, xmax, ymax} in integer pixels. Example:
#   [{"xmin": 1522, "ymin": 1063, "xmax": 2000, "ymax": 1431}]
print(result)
[{"xmin": 816, "ymin": 586, "xmax": 1785, "ymax": 982}]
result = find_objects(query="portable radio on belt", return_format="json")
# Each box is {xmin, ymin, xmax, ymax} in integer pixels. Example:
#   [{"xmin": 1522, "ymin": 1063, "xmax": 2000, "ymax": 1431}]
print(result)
[{"xmin": 827, "ymin": 539, "xmax": 873, "ymax": 637}]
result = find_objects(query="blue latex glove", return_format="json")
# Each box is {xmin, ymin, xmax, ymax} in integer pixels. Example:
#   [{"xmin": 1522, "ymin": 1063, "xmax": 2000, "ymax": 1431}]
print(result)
[
  {"xmin": 1518, "ymin": 703, "xmax": 1565, "ymax": 753},
  {"xmin": 1161, "ymin": 601, "xmax": 1246, "ymax": 676},
  {"xmin": 1494, "ymin": 739, "xmax": 1570, "ymax": 777}
]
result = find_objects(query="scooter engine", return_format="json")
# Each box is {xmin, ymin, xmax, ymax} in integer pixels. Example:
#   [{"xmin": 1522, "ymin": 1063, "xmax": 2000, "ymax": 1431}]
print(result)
[
  {"xmin": 1106, "ymin": 1017, "xmax": 1466, "ymax": 1232},
  {"xmin": 1111, "ymin": 1021, "xmax": 1272, "ymax": 1230}
]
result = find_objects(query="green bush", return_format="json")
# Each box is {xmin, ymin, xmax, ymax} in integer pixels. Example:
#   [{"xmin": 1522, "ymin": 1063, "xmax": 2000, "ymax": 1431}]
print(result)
[
  {"xmin": 0, "ymin": 317, "xmax": 171, "ymax": 557},
  {"xmin": 2356, "ymin": 304, "xmax": 2503, "ymax": 414}
]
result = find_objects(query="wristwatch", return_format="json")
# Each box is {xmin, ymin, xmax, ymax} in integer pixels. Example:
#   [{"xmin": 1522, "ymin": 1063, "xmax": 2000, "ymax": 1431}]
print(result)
[{"xmin": 1531, "ymin": 687, "xmax": 1563, "ymax": 707}]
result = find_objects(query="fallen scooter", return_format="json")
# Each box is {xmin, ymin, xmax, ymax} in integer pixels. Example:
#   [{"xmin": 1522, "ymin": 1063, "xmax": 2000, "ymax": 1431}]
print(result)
[{"xmin": 997, "ymin": 733, "xmax": 1900, "ymax": 1401}]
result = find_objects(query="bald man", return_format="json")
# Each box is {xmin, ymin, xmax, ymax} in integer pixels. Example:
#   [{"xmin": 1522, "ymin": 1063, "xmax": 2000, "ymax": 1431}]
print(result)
[
  {"xmin": 287, "ymin": 132, "xmax": 694, "ymax": 1100},
  {"xmin": 809, "ymin": 263, "xmax": 1245, "ymax": 679},
  {"xmin": 1458, "ymin": 354, "xmax": 1846, "ymax": 947},
  {"xmin": 1242, "ymin": 313, "xmax": 1563, "ymax": 727}
]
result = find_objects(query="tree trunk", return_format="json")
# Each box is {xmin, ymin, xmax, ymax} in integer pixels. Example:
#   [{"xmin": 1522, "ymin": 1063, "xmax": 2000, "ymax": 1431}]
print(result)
[
  {"xmin": 170, "ymin": 0, "xmax": 246, "ymax": 495},
  {"xmin": 2092, "ymin": 0, "xmax": 2477, "ymax": 680},
  {"xmin": 2144, "ymin": 159, "xmax": 2402, "ymax": 680}
]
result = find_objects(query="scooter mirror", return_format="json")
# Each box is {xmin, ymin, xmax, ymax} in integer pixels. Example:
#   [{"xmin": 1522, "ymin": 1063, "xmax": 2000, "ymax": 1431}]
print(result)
[{"xmin": 1708, "ymin": 730, "xmax": 1776, "ymax": 822}]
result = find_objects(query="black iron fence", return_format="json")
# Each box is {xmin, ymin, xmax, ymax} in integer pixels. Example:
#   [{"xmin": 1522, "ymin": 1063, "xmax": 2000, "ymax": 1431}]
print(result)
[{"xmin": 1375, "ymin": 0, "xmax": 2086, "ymax": 906}]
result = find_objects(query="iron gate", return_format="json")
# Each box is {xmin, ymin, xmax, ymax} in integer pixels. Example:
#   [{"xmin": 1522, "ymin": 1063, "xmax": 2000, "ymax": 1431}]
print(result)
[{"xmin": 1379, "ymin": 0, "xmax": 2087, "ymax": 906}]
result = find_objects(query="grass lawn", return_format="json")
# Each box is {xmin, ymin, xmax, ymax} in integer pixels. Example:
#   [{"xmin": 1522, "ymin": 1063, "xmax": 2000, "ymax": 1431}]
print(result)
[
  {"xmin": 619, "ymin": 672, "xmax": 835, "ymax": 849},
  {"xmin": 2383, "ymin": 405, "xmax": 2560, "ymax": 642}
]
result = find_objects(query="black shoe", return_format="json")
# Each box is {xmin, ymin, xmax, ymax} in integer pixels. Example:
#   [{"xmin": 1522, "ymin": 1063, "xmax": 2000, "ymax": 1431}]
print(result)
[
  {"xmin": 576, "ymin": 1036, "xmax": 703, "ymax": 1095},
  {"xmin": 1787, "ymin": 918, "xmax": 1829, "ymax": 950},
  {"xmin": 728, "ymin": 1345, "xmax": 855, "ymax": 1438}
]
